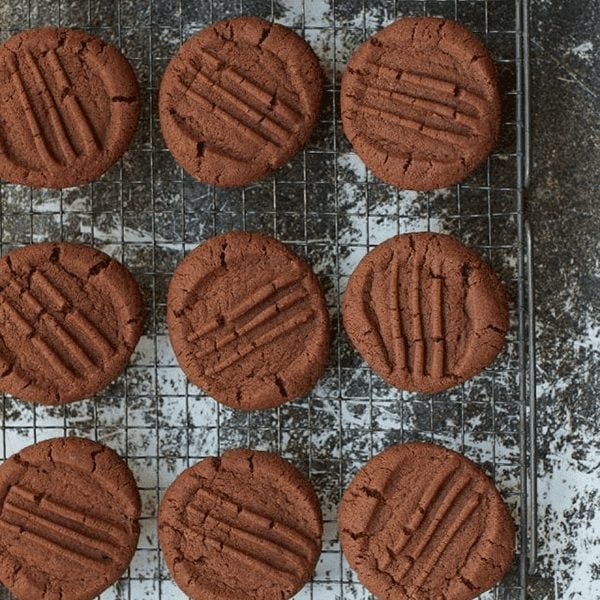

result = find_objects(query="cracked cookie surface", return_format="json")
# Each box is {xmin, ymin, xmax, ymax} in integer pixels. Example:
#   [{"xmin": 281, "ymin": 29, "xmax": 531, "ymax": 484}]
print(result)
[
  {"xmin": 339, "ymin": 442, "xmax": 515, "ymax": 600},
  {"xmin": 159, "ymin": 16, "xmax": 323, "ymax": 186},
  {"xmin": 167, "ymin": 231, "xmax": 330, "ymax": 410},
  {"xmin": 0, "ymin": 27, "xmax": 140, "ymax": 188},
  {"xmin": 341, "ymin": 17, "xmax": 501, "ymax": 190},
  {"xmin": 0, "ymin": 242, "xmax": 144, "ymax": 405},
  {"xmin": 0, "ymin": 436, "xmax": 140, "ymax": 600},
  {"xmin": 342, "ymin": 232, "xmax": 508, "ymax": 393},
  {"xmin": 159, "ymin": 448, "xmax": 322, "ymax": 600}
]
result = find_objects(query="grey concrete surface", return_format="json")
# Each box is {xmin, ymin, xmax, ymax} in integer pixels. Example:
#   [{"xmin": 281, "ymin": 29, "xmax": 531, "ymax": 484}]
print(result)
[{"xmin": 528, "ymin": 0, "xmax": 600, "ymax": 598}]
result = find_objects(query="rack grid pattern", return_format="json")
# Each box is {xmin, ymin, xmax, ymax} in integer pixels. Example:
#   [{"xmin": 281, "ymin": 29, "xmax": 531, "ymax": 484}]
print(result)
[{"xmin": 0, "ymin": 0, "xmax": 532, "ymax": 598}]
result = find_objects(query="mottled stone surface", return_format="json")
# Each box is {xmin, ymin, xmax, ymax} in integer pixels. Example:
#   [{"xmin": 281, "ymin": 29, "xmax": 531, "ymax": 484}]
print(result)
[
  {"xmin": 0, "ymin": 0, "xmax": 596, "ymax": 599},
  {"xmin": 529, "ymin": 1, "xmax": 600, "ymax": 598}
]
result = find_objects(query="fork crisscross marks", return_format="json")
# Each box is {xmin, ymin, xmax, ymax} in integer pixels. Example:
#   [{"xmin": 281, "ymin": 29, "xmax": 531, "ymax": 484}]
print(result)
[
  {"xmin": 0, "ymin": 269, "xmax": 115, "ymax": 385},
  {"xmin": 0, "ymin": 270, "xmax": 115, "ymax": 380},
  {"xmin": 159, "ymin": 449, "xmax": 323, "ymax": 600},
  {"xmin": 188, "ymin": 267, "xmax": 314, "ymax": 377},
  {"xmin": 348, "ymin": 61, "xmax": 493, "ymax": 160},
  {"xmin": 376, "ymin": 467, "xmax": 481, "ymax": 585},
  {"xmin": 4, "ymin": 46, "xmax": 101, "ymax": 168},
  {"xmin": 159, "ymin": 16, "xmax": 323, "ymax": 186},
  {"xmin": 341, "ymin": 17, "xmax": 501, "ymax": 189},
  {"xmin": 356, "ymin": 63, "xmax": 490, "ymax": 157},
  {"xmin": 183, "ymin": 486, "xmax": 319, "ymax": 588},
  {"xmin": 356, "ymin": 248, "xmax": 447, "ymax": 383},
  {"xmin": 0, "ymin": 485, "xmax": 129, "ymax": 573},
  {"xmin": 168, "ymin": 232, "xmax": 330, "ymax": 410},
  {"xmin": 184, "ymin": 266, "xmax": 317, "ymax": 378},
  {"xmin": 0, "ymin": 243, "xmax": 144, "ymax": 405},
  {"xmin": 173, "ymin": 48, "xmax": 303, "ymax": 153},
  {"xmin": 406, "ymin": 250, "xmax": 448, "ymax": 381},
  {"xmin": 5, "ymin": 51, "xmax": 59, "ymax": 168},
  {"xmin": 371, "ymin": 465, "xmax": 484, "ymax": 589},
  {"xmin": 0, "ymin": 438, "xmax": 141, "ymax": 600},
  {"xmin": 343, "ymin": 232, "xmax": 508, "ymax": 394},
  {"xmin": 0, "ymin": 27, "xmax": 139, "ymax": 188},
  {"xmin": 339, "ymin": 443, "xmax": 515, "ymax": 600}
]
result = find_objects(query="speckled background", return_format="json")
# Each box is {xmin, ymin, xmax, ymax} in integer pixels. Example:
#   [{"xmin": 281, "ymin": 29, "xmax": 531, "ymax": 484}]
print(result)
[
  {"xmin": 527, "ymin": 0, "xmax": 599, "ymax": 599},
  {"xmin": 0, "ymin": 0, "xmax": 595, "ymax": 599}
]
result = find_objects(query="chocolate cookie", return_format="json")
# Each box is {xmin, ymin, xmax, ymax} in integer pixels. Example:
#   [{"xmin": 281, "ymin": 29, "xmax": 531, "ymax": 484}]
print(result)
[
  {"xmin": 342, "ymin": 232, "xmax": 508, "ymax": 393},
  {"xmin": 339, "ymin": 442, "xmax": 515, "ymax": 600},
  {"xmin": 0, "ymin": 437, "xmax": 140, "ymax": 600},
  {"xmin": 159, "ymin": 448, "xmax": 322, "ymax": 600},
  {"xmin": 167, "ymin": 232, "xmax": 330, "ymax": 410},
  {"xmin": 0, "ymin": 27, "xmax": 140, "ymax": 188},
  {"xmin": 159, "ymin": 16, "xmax": 323, "ymax": 186},
  {"xmin": 341, "ymin": 17, "xmax": 501, "ymax": 190},
  {"xmin": 0, "ymin": 242, "xmax": 144, "ymax": 405}
]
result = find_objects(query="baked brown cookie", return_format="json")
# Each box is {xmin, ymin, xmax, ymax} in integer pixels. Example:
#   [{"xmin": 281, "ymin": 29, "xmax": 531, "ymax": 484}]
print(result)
[
  {"xmin": 0, "ymin": 242, "xmax": 144, "ymax": 405},
  {"xmin": 339, "ymin": 442, "xmax": 515, "ymax": 600},
  {"xmin": 159, "ymin": 448, "xmax": 322, "ymax": 600},
  {"xmin": 159, "ymin": 16, "xmax": 323, "ymax": 186},
  {"xmin": 341, "ymin": 17, "xmax": 501, "ymax": 190},
  {"xmin": 167, "ymin": 232, "xmax": 330, "ymax": 410},
  {"xmin": 342, "ymin": 232, "xmax": 508, "ymax": 393},
  {"xmin": 0, "ymin": 27, "xmax": 140, "ymax": 188},
  {"xmin": 0, "ymin": 437, "xmax": 140, "ymax": 600}
]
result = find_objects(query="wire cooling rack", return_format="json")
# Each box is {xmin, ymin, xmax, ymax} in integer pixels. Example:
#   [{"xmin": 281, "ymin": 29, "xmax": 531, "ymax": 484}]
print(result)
[{"xmin": 0, "ymin": 0, "xmax": 534, "ymax": 598}]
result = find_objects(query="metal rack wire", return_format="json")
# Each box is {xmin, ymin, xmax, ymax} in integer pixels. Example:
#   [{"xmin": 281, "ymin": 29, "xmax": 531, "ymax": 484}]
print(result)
[{"xmin": 0, "ymin": 0, "xmax": 534, "ymax": 598}]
